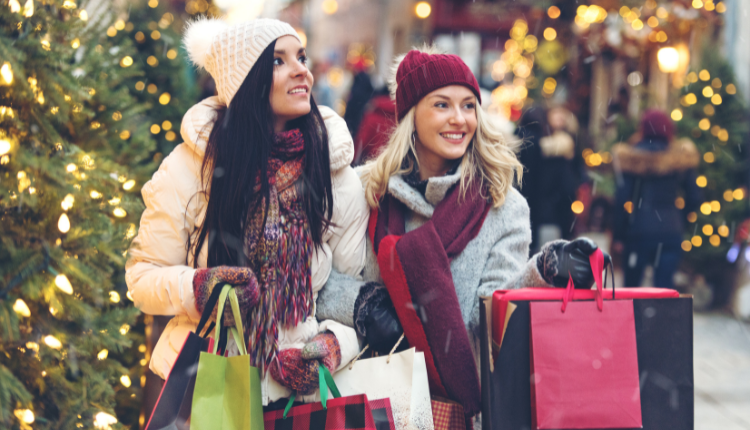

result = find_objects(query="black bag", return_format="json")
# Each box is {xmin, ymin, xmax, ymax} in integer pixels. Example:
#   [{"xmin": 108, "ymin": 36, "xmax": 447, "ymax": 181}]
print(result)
[
  {"xmin": 144, "ymin": 286, "xmax": 224, "ymax": 430},
  {"xmin": 480, "ymin": 297, "xmax": 694, "ymax": 430}
]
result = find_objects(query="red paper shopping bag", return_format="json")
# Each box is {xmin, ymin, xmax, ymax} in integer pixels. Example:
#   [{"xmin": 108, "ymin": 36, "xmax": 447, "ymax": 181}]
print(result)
[{"xmin": 529, "ymin": 250, "xmax": 642, "ymax": 429}]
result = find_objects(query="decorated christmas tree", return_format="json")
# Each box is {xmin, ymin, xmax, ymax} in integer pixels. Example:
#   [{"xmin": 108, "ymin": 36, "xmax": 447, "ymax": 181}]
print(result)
[
  {"xmin": 108, "ymin": 0, "xmax": 199, "ymax": 156},
  {"xmin": 671, "ymin": 48, "xmax": 749, "ymax": 292},
  {"xmin": 0, "ymin": 1, "xmax": 157, "ymax": 428}
]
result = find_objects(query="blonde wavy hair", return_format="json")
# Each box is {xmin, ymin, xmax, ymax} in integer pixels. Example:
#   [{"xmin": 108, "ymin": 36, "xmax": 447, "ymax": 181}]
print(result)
[{"xmin": 361, "ymin": 45, "xmax": 523, "ymax": 209}]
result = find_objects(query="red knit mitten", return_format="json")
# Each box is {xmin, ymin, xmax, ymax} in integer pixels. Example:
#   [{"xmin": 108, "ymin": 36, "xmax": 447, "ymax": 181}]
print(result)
[
  {"xmin": 192, "ymin": 266, "xmax": 260, "ymax": 327},
  {"xmin": 301, "ymin": 332, "xmax": 342, "ymax": 372},
  {"xmin": 270, "ymin": 349, "xmax": 320, "ymax": 394}
]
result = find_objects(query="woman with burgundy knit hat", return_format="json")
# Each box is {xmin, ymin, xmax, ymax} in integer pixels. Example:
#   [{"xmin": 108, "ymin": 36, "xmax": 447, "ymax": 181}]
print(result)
[
  {"xmin": 316, "ymin": 45, "xmax": 609, "ymax": 428},
  {"xmin": 612, "ymin": 109, "xmax": 702, "ymax": 288},
  {"xmin": 125, "ymin": 18, "xmax": 370, "ymax": 407}
]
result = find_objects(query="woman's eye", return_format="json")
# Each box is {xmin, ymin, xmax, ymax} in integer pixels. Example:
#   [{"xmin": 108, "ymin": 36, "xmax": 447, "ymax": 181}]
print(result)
[
  {"xmin": 464, "ymin": 103, "xmax": 476, "ymax": 109},
  {"xmin": 435, "ymin": 102, "xmax": 447, "ymax": 108},
  {"xmin": 273, "ymin": 58, "xmax": 283, "ymax": 66},
  {"xmin": 298, "ymin": 55, "xmax": 308, "ymax": 64}
]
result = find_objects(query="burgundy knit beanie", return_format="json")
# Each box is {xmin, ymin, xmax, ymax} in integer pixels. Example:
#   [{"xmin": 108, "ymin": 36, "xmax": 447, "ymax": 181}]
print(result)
[
  {"xmin": 640, "ymin": 109, "xmax": 674, "ymax": 141},
  {"xmin": 395, "ymin": 50, "xmax": 482, "ymax": 121}
]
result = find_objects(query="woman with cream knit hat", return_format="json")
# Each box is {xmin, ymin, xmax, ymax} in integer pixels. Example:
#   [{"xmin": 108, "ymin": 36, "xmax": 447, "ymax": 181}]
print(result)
[{"xmin": 125, "ymin": 18, "xmax": 368, "ymax": 405}]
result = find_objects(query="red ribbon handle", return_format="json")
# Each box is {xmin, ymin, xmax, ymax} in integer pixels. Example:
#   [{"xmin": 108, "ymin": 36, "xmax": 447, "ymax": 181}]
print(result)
[{"xmin": 561, "ymin": 248, "xmax": 606, "ymax": 312}]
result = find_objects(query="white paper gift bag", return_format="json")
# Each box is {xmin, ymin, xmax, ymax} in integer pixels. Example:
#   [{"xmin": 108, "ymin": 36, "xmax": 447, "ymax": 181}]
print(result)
[{"xmin": 330, "ymin": 344, "xmax": 434, "ymax": 430}]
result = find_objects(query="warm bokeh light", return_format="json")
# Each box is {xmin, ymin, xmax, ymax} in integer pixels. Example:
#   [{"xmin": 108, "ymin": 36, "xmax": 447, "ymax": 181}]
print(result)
[
  {"xmin": 696, "ymin": 175, "xmax": 708, "ymax": 187},
  {"xmin": 703, "ymin": 224, "xmax": 714, "ymax": 236},
  {"xmin": 548, "ymin": 6, "xmax": 561, "ymax": 19},
  {"xmin": 321, "ymin": 0, "xmax": 338, "ymax": 14},
  {"xmin": 671, "ymin": 109, "xmax": 683, "ymax": 121},
  {"xmin": 415, "ymin": 1, "xmax": 431, "ymax": 19},
  {"xmin": 543, "ymin": 27, "xmax": 557, "ymax": 41},
  {"xmin": 571, "ymin": 201, "xmax": 584, "ymax": 214},
  {"xmin": 691, "ymin": 236, "xmax": 703, "ymax": 247},
  {"xmin": 657, "ymin": 47, "xmax": 679, "ymax": 73}
]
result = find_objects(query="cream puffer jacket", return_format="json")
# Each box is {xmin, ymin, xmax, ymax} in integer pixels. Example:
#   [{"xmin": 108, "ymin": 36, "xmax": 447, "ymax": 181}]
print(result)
[{"xmin": 125, "ymin": 96, "xmax": 368, "ymax": 405}]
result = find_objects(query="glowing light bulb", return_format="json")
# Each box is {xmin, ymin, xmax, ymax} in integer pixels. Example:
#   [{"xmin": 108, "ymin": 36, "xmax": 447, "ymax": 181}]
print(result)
[
  {"xmin": 120, "ymin": 375, "xmax": 132, "ymax": 387},
  {"xmin": 94, "ymin": 412, "xmax": 117, "ymax": 429},
  {"xmin": 55, "ymin": 274, "xmax": 73, "ymax": 294},
  {"xmin": 43, "ymin": 335, "xmax": 62, "ymax": 349},
  {"xmin": 1, "ymin": 62, "xmax": 13, "ymax": 85},
  {"xmin": 110, "ymin": 291, "xmax": 121, "ymax": 303},
  {"xmin": 98, "ymin": 349, "xmax": 109, "ymax": 360},
  {"xmin": 58, "ymin": 214, "xmax": 71, "ymax": 233},
  {"xmin": 14, "ymin": 409, "xmax": 34, "ymax": 424},
  {"xmin": 123, "ymin": 180, "xmax": 136, "ymax": 190},
  {"xmin": 13, "ymin": 299, "xmax": 30, "ymax": 317},
  {"xmin": 0, "ymin": 138, "xmax": 11, "ymax": 155}
]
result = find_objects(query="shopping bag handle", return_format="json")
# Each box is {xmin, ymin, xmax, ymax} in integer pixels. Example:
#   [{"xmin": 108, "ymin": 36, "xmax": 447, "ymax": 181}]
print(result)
[
  {"xmin": 282, "ymin": 365, "xmax": 342, "ymax": 419},
  {"xmin": 561, "ymin": 249, "xmax": 613, "ymax": 312},
  {"xmin": 195, "ymin": 280, "xmax": 226, "ymax": 337},
  {"xmin": 212, "ymin": 284, "xmax": 248, "ymax": 356}
]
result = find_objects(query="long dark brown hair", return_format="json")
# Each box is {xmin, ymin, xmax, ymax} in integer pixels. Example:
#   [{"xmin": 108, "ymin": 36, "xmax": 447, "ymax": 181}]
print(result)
[{"xmin": 191, "ymin": 40, "xmax": 333, "ymax": 267}]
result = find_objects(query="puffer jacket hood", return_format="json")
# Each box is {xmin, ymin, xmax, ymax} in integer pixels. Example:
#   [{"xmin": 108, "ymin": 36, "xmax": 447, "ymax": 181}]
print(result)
[{"xmin": 179, "ymin": 96, "xmax": 354, "ymax": 172}]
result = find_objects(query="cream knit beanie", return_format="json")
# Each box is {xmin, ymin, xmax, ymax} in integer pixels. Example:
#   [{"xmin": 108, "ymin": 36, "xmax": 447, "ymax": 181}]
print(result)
[{"xmin": 183, "ymin": 17, "xmax": 300, "ymax": 106}]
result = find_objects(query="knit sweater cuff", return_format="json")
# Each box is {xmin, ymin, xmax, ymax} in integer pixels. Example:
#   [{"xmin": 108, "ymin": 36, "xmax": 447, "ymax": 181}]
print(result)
[{"xmin": 352, "ymin": 282, "xmax": 388, "ymax": 338}]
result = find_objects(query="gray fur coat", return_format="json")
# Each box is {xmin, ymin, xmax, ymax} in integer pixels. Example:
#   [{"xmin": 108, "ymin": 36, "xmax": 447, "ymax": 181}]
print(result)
[{"xmin": 316, "ymin": 167, "xmax": 552, "ymax": 361}]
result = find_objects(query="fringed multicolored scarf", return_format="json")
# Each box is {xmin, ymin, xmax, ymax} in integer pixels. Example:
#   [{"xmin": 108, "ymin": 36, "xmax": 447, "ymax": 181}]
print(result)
[
  {"xmin": 243, "ymin": 129, "xmax": 313, "ymax": 373},
  {"xmin": 369, "ymin": 178, "xmax": 490, "ymax": 425}
]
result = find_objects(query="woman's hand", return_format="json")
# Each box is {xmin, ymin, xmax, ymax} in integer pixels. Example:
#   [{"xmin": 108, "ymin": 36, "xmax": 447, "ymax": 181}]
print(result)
[
  {"xmin": 271, "ymin": 332, "xmax": 341, "ymax": 394},
  {"xmin": 192, "ymin": 266, "xmax": 260, "ymax": 326},
  {"xmin": 353, "ymin": 282, "xmax": 405, "ymax": 354},
  {"xmin": 538, "ymin": 238, "xmax": 612, "ymax": 289}
]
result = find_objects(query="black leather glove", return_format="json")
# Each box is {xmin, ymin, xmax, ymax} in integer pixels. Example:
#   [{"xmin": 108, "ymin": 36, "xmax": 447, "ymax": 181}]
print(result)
[
  {"xmin": 353, "ymin": 282, "xmax": 405, "ymax": 354},
  {"xmin": 537, "ymin": 238, "xmax": 612, "ymax": 289}
]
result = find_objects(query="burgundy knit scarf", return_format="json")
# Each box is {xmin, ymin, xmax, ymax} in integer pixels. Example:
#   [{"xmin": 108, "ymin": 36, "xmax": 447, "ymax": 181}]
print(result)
[
  {"xmin": 244, "ymin": 129, "xmax": 313, "ymax": 373},
  {"xmin": 369, "ymin": 177, "xmax": 490, "ymax": 422}
]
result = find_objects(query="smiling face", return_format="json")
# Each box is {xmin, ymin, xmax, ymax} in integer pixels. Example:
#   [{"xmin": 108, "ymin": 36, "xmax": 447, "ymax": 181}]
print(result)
[
  {"xmin": 412, "ymin": 85, "xmax": 478, "ymax": 179},
  {"xmin": 270, "ymin": 35, "xmax": 314, "ymax": 132}
]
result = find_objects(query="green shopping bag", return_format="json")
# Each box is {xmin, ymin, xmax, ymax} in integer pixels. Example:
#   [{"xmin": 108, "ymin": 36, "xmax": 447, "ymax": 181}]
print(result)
[{"xmin": 191, "ymin": 284, "xmax": 264, "ymax": 430}]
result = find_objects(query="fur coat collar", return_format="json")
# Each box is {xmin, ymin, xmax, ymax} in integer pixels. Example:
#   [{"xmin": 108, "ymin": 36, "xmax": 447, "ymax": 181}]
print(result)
[{"xmin": 612, "ymin": 138, "xmax": 699, "ymax": 175}]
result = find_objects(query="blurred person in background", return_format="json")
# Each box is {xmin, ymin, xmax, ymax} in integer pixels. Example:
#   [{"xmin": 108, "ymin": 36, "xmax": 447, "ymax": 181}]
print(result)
[
  {"xmin": 310, "ymin": 60, "xmax": 334, "ymax": 108},
  {"xmin": 343, "ymin": 59, "xmax": 374, "ymax": 138},
  {"xmin": 515, "ymin": 106, "xmax": 546, "ymax": 252},
  {"xmin": 516, "ymin": 105, "xmax": 584, "ymax": 253},
  {"xmin": 612, "ymin": 109, "xmax": 702, "ymax": 288},
  {"xmin": 352, "ymin": 87, "xmax": 396, "ymax": 165}
]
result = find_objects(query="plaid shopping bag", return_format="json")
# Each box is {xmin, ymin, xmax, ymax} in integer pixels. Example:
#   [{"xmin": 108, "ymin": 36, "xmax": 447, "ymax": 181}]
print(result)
[
  {"xmin": 431, "ymin": 398, "xmax": 465, "ymax": 430},
  {"xmin": 369, "ymin": 398, "xmax": 395, "ymax": 430},
  {"xmin": 264, "ymin": 366, "xmax": 377, "ymax": 430}
]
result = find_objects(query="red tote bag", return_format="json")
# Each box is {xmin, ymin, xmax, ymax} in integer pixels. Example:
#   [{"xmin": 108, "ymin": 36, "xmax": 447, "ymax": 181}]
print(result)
[{"xmin": 529, "ymin": 250, "xmax": 643, "ymax": 429}]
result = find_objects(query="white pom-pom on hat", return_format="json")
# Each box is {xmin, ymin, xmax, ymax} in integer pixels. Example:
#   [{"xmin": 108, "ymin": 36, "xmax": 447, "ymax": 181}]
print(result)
[{"xmin": 183, "ymin": 17, "xmax": 228, "ymax": 69}]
